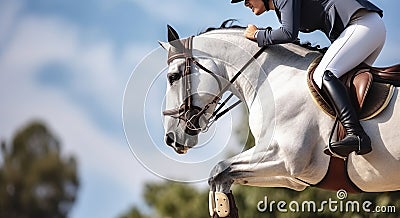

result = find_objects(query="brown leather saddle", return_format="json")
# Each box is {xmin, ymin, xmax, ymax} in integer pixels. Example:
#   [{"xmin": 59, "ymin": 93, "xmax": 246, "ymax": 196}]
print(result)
[
  {"xmin": 308, "ymin": 56, "xmax": 400, "ymax": 123},
  {"xmin": 307, "ymin": 56, "xmax": 400, "ymax": 193}
]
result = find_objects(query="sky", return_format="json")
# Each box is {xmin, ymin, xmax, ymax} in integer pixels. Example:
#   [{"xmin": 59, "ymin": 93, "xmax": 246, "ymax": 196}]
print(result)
[{"xmin": 0, "ymin": 0, "xmax": 399, "ymax": 217}]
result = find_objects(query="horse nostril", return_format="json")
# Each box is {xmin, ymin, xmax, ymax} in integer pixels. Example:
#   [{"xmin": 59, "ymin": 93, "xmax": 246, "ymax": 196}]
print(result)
[
  {"xmin": 165, "ymin": 132, "xmax": 188, "ymax": 154},
  {"xmin": 165, "ymin": 132, "xmax": 175, "ymax": 146}
]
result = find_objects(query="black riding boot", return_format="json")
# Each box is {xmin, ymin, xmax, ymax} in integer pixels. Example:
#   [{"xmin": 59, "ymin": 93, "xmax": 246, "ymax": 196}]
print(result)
[{"xmin": 321, "ymin": 71, "xmax": 372, "ymax": 157}]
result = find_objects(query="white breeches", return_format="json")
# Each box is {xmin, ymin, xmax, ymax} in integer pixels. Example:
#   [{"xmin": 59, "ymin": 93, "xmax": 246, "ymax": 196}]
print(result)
[{"xmin": 313, "ymin": 10, "xmax": 386, "ymax": 88}]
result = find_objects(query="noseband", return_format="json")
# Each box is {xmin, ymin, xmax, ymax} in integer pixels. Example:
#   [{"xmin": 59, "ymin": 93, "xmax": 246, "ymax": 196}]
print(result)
[{"xmin": 163, "ymin": 36, "xmax": 267, "ymax": 135}]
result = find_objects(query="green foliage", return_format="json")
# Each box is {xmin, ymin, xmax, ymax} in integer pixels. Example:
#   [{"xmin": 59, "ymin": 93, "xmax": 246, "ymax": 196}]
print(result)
[
  {"xmin": 0, "ymin": 121, "xmax": 79, "ymax": 218},
  {"xmin": 143, "ymin": 182, "xmax": 209, "ymax": 218},
  {"xmin": 119, "ymin": 206, "xmax": 150, "ymax": 218}
]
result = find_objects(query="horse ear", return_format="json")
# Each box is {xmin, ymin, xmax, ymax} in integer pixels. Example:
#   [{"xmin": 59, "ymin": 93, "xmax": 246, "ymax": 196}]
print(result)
[
  {"xmin": 167, "ymin": 24, "xmax": 180, "ymax": 43},
  {"xmin": 158, "ymin": 41, "xmax": 170, "ymax": 51}
]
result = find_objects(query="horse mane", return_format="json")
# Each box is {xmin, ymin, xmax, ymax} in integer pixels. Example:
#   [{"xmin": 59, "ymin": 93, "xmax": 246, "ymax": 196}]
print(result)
[{"xmin": 199, "ymin": 19, "xmax": 327, "ymax": 54}]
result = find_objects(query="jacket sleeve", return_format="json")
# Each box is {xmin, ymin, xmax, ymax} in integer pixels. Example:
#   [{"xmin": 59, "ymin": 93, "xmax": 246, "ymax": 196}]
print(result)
[{"xmin": 256, "ymin": 0, "xmax": 301, "ymax": 46}]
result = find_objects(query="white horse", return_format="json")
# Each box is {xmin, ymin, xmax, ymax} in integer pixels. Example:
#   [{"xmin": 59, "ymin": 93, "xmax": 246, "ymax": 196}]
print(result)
[{"xmin": 161, "ymin": 24, "xmax": 400, "ymax": 217}]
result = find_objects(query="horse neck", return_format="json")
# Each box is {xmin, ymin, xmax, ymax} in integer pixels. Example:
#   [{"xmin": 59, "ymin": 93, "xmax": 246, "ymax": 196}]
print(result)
[{"xmin": 193, "ymin": 30, "xmax": 321, "ymax": 106}]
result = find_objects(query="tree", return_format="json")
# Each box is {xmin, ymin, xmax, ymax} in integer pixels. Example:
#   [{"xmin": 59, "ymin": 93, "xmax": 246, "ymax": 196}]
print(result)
[
  {"xmin": 143, "ymin": 182, "xmax": 209, "ymax": 218},
  {"xmin": 118, "ymin": 206, "xmax": 149, "ymax": 218},
  {"xmin": 0, "ymin": 121, "xmax": 79, "ymax": 218}
]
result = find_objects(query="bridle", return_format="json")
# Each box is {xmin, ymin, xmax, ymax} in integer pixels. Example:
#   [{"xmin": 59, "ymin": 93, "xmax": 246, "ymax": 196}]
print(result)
[
  {"xmin": 162, "ymin": 36, "xmax": 221, "ymax": 135},
  {"xmin": 162, "ymin": 36, "xmax": 267, "ymax": 135}
]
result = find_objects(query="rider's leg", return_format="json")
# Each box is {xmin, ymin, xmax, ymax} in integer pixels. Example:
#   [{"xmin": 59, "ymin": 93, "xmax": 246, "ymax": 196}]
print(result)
[
  {"xmin": 312, "ymin": 10, "xmax": 386, "ymax": 157},
  {"xmin": 313, "ymin": 10, "xmax": 386, "ymax": 88},
  {"xmin": 322, "ymin": 70, "xmax": 371, "ymax": 157}
]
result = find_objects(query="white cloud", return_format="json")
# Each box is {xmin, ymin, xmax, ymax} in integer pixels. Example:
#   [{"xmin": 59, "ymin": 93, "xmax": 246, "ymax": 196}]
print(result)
[
  {"xmin": 0, "ymin": 8, "xmax": 161, "ymax": 218},
  {"xmin": 2, "ymin": 0, "xmax": 398, "ymax": 217},
  {"xmin": 128, "ymin": 0, "xmax": 249, "ymax": 27},
  {"xmin": 0, "ymin": 0, "xmax": 23, "ymax": 47},
  {"xmin": 130, "ymin": 0, "xmax": 201, "ymax": 24}
]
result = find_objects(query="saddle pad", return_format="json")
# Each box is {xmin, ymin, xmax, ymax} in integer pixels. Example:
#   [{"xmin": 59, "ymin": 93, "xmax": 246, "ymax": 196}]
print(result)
[{"xmin": 307, "ymin": 56, "xmax": 394, "ymax": 121}]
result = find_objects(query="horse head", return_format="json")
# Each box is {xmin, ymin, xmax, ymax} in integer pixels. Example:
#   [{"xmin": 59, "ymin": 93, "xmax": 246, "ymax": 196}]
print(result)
[{"xmin": 160, "ymin": 25, "xmax": 224, "ymax": 154}]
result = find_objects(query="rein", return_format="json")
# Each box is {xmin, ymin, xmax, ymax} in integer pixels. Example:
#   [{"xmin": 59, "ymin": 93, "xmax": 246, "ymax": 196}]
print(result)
[
  {"xmin": 163, "ymin": 36, "xmax": 267, "ymax": 134},
  {"xmin": 202, "ymin": 45, "xmax": 268, "ymax": 123}
]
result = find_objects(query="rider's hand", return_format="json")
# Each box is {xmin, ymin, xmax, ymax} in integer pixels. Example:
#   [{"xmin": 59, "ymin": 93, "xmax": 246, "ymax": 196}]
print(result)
[{"xmin": 244, "ymin": 24, "xmax": 258, "ymax": 41}]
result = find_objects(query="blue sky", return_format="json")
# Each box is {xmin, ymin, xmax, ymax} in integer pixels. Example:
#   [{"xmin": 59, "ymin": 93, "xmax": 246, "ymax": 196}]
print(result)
[{"xmin": 0, "ymin": 0, "xmax": 399, "ymax": 217}]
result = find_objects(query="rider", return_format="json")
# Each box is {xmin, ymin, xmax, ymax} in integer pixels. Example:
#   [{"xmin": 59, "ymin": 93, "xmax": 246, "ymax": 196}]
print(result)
[{"xmin": 230, "ymin": 0, "xmax": 385, "ymax": 157}]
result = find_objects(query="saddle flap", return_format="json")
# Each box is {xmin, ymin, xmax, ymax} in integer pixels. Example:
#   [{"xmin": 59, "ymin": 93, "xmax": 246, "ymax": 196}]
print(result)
[
  {"xmin": 337, "ymin": 71, "xmax": 372, "ymax": 141},
  {"xmin": 351, "ymin": 71, "xmax": 373, "ymax": 111},
  {"xmin": 307, "ymin": 57, "xmax": 394, "ymax": 121}
]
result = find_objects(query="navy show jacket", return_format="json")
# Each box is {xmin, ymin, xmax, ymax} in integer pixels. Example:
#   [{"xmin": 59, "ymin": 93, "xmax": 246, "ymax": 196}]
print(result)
[{"xmin": 256, "ymin": 0, "xmax": 383, "ymax": 46}]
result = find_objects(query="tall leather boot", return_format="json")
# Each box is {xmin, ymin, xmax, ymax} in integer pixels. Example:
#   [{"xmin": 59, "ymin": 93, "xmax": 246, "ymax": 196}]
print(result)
[{"xmin": 321, "ymin": 71, "xmax": 372, "ymax": 157}]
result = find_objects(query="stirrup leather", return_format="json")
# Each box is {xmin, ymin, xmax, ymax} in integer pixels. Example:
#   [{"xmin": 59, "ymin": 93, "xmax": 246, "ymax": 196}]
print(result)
[{"xmin": 209, "ymin": 191, "xmax": 230, "ymax": 217}]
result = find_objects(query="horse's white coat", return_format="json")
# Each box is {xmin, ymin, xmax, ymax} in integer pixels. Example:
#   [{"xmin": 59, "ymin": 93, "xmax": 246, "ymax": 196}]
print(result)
[{"xmin": 163, "ymin": 29, "xmax": 400, "ymax": 192}]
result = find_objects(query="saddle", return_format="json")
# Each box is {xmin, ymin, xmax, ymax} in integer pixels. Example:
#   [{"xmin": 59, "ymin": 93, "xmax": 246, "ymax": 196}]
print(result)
[
  {"xmin": 308, "ymin": 56, "xmax": 400, "ymax": 123},
  {"xmin": 307, "ymin": 56, "xmax": 400, "ymax": 193}
]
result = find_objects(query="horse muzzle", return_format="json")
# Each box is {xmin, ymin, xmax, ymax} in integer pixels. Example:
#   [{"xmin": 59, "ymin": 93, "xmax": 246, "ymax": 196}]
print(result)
[
  {"xmin": 163, "ymin": 104, "xmax": 206, "ymax": 135},
  {"xmin": 165, "ymin": 132, "xmax": 191, "ymax": 154}
]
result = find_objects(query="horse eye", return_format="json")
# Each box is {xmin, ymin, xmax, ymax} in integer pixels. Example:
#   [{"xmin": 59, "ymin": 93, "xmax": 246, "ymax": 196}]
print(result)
[{"xmin": 167, "ymin": 72, "xmax": 181, "ymax": 85}]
